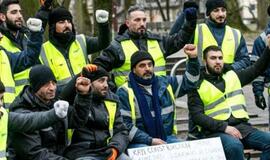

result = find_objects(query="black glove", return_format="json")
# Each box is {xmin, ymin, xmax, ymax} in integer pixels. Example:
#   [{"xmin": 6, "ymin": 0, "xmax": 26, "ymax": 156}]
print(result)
[
  {"xmin": 183, "ymin": 1, "xmax": 199, "ymax": 10},
  {"xmin": 40, "ymin": 0, "xmax": 53, "ymax": 9},
  {"xmin": 255, "ymin": 95, "xmax": 267, "ymax": 110},
  {"xmin": 184, "ymin": 7, "xmax": 197, "ymax": 21}
]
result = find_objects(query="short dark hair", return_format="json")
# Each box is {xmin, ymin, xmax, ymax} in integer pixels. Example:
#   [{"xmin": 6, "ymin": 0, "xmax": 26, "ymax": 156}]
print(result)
[
  {"xmin": 0, "ymin": 80, "xmax": 5, "ymax": 94},
  {"xmin": 0, "ymin": 0, "xmax": 19, "ymax": 13},
  {"xmin": 127, "ymin": 5, "xmax": 145, "ymax": 18},
  {"xmin": 203, "ymin": 45, "xmax": 222, "ymax": 60}
]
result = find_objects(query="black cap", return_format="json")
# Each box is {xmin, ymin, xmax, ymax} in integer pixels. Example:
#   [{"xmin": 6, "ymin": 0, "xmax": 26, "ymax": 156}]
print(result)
[
  {"xmin": 206, "ymin": 0, "xmax": 226, "ymax": 16},
  {"xmin": 48, "ymin": 6, "xmax": 73, "ymax": 26},
  {"xmin": 81, "ymin": 65, "xmax": 109, "ymax": 82},
  {"xmin": 130, "ymin": 51, "xmax": 154, "ymax": 69},
  {"xmin": 29, "ymin": 65, "xmax": 56, "ymax": 93}
]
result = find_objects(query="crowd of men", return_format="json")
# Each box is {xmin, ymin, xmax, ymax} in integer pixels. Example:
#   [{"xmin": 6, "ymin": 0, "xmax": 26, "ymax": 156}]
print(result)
[{"xmin": 1, "ymin": 0, "xmax": 270, "ymax": 159}]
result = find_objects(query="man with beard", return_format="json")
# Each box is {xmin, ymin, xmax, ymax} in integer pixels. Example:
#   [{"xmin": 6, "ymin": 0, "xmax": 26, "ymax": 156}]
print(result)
[
  {"xmin": 171, "ymin": 0, "xmax": 250, "ymax": 70},
  {"xmin": 39, "ymin": 6, "xmax": 110, "ymax": 93},
  {"xmin": 9, "ymin": 65, "xmax": 92, "ymax": 160},
  {"xmin": 187, "ymin": 44, "xmax": 270, "ymax": 160},
  {"xmin": 93, "ymin": 5, "xmax": 197, "ymax": 88},
  {"xmin": 116, "ymin": 44, "xmax": 199, "ymax": 148},
  {"xmin": 0, "ymin": 0, "xmax": 42, "ymax": 96},
  {"xmin": 63, "ymin": 64, "xmax": 130, "ymax": 160}
]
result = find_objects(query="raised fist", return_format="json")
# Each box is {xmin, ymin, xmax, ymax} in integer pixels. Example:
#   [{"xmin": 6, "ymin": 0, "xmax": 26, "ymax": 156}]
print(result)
[
  {"xmin": 183, "ymin": 44, "xmax": 197, "ymax": 58},
  {"xmin": 95, "ymin": 10, "xmax": 109, "ymax": 23},
  {"xmin": 54, "ymin": 100, "xmax": 69, "ymax": 118},
  {"xmin": 27, "ymin": 18, "xmax": 42, "ymax": 32},
  {"xmin": 76, "ymin": 76, "xmax": 91, "ymax": 95}
]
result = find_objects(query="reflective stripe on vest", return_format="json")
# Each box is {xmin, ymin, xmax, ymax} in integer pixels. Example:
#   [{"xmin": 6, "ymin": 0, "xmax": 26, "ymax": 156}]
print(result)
[
  {"xmin": 198, "ymin": 71, "xmax": 249, "ymax": 120},
  {"xmin": 194, "ymin": 23, "xmax": 241, "ymax": 66},
  {"xmin": 121, "ymin": 82, "xmax": 177, "ymax": 135},
  {"xmin": 0, "ymin": 107, "xmax": 8, "ymax": 159},
  {"xmin": 0, "ymin": 35, "xmax": 30, "ymax": 96},
  {"xmin": 112, "ymin": 39, "xmax": 166, "ymax": 87},
  {"xmin": 104, "ymin": 100, "xmax": 117, "ymax": 143},
  {"xmin": 0, "ymin": 50, "xmax": 16, "ymax": 109},
  {"xmin": 39, "ymin": 34, "xmax": 88, "ymax": 88}
]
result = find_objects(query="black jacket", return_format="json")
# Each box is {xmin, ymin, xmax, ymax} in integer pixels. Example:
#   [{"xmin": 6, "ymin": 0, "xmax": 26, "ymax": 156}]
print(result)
[
  {"xmin": 64, "ymin": 91, "xmax": 129, "ymax": 160},
  {"xmin": 8, "ymin": 109, "xmax": 59, "ymax": 132},
  {"xmin": 9, "ymin": 86, "xmax": 91, "ymax": 160},
  {"xmin": 93, "ymin": 19, "xmax": 196, "ymax": 71},
  {"xmin": 188, "ymin": 47, "xmax": 270, "ymax": 137}
]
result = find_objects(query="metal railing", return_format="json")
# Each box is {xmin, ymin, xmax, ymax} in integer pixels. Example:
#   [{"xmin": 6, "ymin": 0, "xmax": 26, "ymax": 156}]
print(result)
[{"xmin": 170, "ymin": 58, "xmax": 187, "ymax": 77}]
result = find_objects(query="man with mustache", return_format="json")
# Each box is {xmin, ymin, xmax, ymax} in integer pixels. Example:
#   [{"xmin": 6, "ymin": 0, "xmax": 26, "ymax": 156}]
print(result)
[
  {"xmin": 187, "ymin": 43, "xmax": 270, "ymax": 160},
  {"xmin": 0, "ymin": 0, "xmax": 43, "ymax": 96},
  {"xmin": 116, "ymin": 44, "xmax": 199, "ymax": 148},
  {"xmin": 39, "ymin": 6, "xmax": 110, "ymax": 92},
  {"xmin": 171, "ymin": 0, "xmax": 250, "ymax": 70},
  {"xmin": 94, "ymin": 5, "xmax": 197, "ymax": 88}
]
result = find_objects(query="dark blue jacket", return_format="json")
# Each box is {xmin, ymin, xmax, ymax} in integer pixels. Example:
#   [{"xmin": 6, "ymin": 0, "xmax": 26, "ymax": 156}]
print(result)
[
  {"xmin": 116, "ymin": 58, "xmax": 200, "ymax": 145},
  {"xmin": 251, "ymin": 22, "xmax": 270, "ymax": 96}
]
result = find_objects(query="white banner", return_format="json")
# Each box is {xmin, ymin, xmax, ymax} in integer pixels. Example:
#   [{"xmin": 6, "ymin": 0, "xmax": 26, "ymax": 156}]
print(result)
[{"xmin": 127, "ymin": 137, "xmax": 226, "ymax": 160}]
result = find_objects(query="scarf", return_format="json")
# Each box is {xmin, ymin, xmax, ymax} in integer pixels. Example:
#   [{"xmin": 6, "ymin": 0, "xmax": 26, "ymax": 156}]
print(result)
[{"xmin": 129, "ymin": 72, "xmax": 166, "ymax": 140}]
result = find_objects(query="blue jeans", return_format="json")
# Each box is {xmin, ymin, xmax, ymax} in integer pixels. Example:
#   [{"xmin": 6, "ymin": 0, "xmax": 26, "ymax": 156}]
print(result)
[
  {"xmin": 209, "ymin": 130, "xmax": 270, "ymax": 160},
  {"xmin": 128, "ymin": 135, "xmax": 181, "ymax": 148}
]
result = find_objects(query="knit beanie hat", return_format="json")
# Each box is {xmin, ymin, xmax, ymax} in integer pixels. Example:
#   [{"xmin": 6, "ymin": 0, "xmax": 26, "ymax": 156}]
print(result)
[
  {"xmin": 48, "ymin": 6, "xmax": 73, "ymax": 26},
  {"xmin": 29, "ymin": 65, "xmax": 56, "ymax": 93},
  {"xmin": 183, "ymin": 0, "xmax": 199, "ymax": 10},
  {"xmin": 81, "ymin": 65, "xmax": 109, "ymax": 82},
  {"xmin": 130, "ymin": 51, "xmax": 155, "ymax": 69},
  {"xmin": 206, "ymin": 0, "xmax": 227, "ymax": 16}
]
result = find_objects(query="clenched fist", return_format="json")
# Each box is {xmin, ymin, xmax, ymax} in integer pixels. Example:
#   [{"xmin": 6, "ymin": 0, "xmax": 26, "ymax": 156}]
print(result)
[
  {"xmin": 54, "ymin": 100, "xmax": 69, "ymax": 118},
  {"xmin": 76, "ymin": 76, "xmax": 91, "ymax": 95},
  {"xmin": 27, "ymin": 18, "xmax": 42, "ymax": 32},
  {"xmin": 95, "ymin": 10, "xmax": 109, "ymax": 23},
  {"xmin": 183, "ymin": 44, "xmax": 197, "ymax": 58}
]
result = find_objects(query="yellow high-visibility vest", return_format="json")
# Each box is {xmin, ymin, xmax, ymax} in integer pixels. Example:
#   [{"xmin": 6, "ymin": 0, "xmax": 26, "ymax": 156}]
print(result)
[
  {"xmin": 0, "ymin": 35, "xmax": 30, "ymax": 96},
  {"xmin": 112, "ymin": 39, "xmax": 166, "ymax": 87},
  {"xmin": 104, "ymin": 100, "xmax": 117, "ymax": 143},
  {"xmin": 198, "ymin": 70, "xmax": 249, "ymax": 120},
  {"xmin": 0, "ymin": 50, "xmax": 16, "ymax": 109},
  {"xmin": 194, "ymin": 23, "xmax": 241, "ymax": 65},
  {"xmin": 0, "ymin": 107, "xmax": 8, "ymax": 160},
  {"xmin": 39, "ymin": 35, "xmax": 88, "ymax": 89}
]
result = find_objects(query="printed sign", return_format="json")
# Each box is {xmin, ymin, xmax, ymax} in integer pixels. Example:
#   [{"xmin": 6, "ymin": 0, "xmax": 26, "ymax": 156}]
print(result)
[{"xmin": 127, "ymin": 137, "xmax": 226, "ymax": 160}]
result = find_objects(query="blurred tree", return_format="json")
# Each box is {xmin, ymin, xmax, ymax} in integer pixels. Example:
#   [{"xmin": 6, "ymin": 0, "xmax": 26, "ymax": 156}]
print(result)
[
  {"xmin": 124, "ymin": 0, "xmax": 134, "ymax": 12},
  {"xmin": 93, "ymin": 0, "xmax": 112, "ymax": 35},
  {"xmin": 70, "ymin": 0, "xmax": 92, "ymax": 36},
  {"xmin": 92, "ymin": 0, "xmax": 112, "ymax": 59},
  {"xmin": 257, "ymin": 0, "xmax": 269, "ymax": 30},
  {"xmin": 20, "ymin": 0, "xmax": 39, "ymax": 20},
  {"xmin": 226, "ymin": 0, "xmax": 250, "ymax": 32}
]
